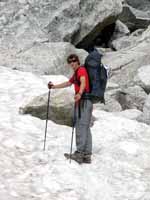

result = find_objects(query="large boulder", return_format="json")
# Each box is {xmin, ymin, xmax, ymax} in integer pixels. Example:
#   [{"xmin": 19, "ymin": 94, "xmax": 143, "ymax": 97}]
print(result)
[
  {"xmin": 0, "ymin": 0, "xmax": 122, "ymax": 76},
  {"xmin": 18, "ymin": 74, "xmax": 75, "ymax": 126},
  {"xmin": 0, "ymin": 0, "xmax": 122, "ymax": 51},
  {"xmin": 0, "ymin": 42, "xmax": 87, "ymax": 76},
  {"xmin": 20, "ymin": 80, "xmax": 123, "ymax": 126},
  {"xmin": 20, "ymin": 88, "xmax": 74, "ymax": 127},
  {"xmin": 73, "ymin": 0, "xmax": 122, "ymax": 47}
]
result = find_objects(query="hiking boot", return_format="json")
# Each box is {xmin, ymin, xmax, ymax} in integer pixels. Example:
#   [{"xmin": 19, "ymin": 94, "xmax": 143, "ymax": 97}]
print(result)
[
  {"xmin": 64, "ymin": 151, "xmax": 84, "ymax": 164},
  {"xmin": 83, "ymin": 154, "xmax": 92, "ymax": 164},
  {"xmin": 71, "ymin": 151, "xmax": 84, "ymax": 164},
  {"xmin": 64, "ymin": 151, "xmax": 78, "ymax": 159}
]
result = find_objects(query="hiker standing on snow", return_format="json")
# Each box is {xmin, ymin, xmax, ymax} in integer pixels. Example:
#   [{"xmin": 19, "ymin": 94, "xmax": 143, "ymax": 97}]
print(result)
[{"xmin": 48, "ymin": 54, "xmax": 93, "ymax": 164}]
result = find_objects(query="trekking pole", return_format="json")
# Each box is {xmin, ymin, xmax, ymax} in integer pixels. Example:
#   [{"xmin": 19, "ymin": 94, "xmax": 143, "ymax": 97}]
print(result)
[
  {"xmin": 43, "ymin": 89, "xmax": 51, "ymax": 151},
  {"xmin": 69, "ymin": 103, "xmax": 76, "ymax": 163}
]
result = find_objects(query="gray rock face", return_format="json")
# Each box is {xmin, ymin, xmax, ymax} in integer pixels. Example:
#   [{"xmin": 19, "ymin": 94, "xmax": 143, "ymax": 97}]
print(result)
[
  {"xmin": 102, "ymin": 26, "xmax": 150, "ymax": 88},
  {"xmin": 112, "ymin": 29, "xmax": 144, "ymax": 50},
  {"xmin": 100, "ymin": 25, "xmax": 150, "ymax": 125},
  {"xmin": 115, "ymin": 86, "xmax": 147, "ymax": 111},
  {"xmin": 94, "ymin": 96, "xmax": 122, "ymax": 112},
  {"xmin": 109, "ymin": 20, "xmax": 130, "ymax": 46},
  {"xmin": 91, "ymin": 82, "xmax": 122, "ymax": 113},
  {"xmin": 119, "ymin": 5, "xmax": 150, "ymax": 31},
  {"xmin": 0, "ymin": 0, "xmax": 122, "ymax": 75},
  {"xmin": 135, "ymin": 65, "xmax": 150, "ymax": 93},
  {"xmin": 74, "ymin": 0, "xmax": 122, "ymax": 47},
  {"xmin": 0, "ymin": 0, "xmax": 122, "ymax": 50},
  {"xmin": 115, "ymin": 20, "xmax": 130, "ymax": 37},
  {"xmin": 126, "ymin": 0, "xmax": 150, "ymax": 13},
  {"xmin": 138, "ymin": 94, "xmax": 150, "ymax": 125}
]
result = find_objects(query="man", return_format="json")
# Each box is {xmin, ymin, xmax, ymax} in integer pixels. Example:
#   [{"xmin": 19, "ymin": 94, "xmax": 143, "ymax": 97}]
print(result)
[{"xmin": 48, "ymin": 54, "xmax": 93, "ymax": 164}]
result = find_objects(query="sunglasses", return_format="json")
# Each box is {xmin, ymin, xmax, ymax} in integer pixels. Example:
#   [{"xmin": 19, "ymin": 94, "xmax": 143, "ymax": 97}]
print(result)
[{"xmin": 68, "ymin": 59, "xmax": 77, "ymax": 64}]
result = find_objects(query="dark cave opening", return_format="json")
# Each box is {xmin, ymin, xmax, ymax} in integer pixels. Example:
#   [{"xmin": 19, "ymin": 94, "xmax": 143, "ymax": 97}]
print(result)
[
  {"xmin": 76, "ymin": 23, "xmax": 116, "ymax": 50},
  {"xmin": 94, "ymin": 23, "xmax": 116, "ymax": 48}
]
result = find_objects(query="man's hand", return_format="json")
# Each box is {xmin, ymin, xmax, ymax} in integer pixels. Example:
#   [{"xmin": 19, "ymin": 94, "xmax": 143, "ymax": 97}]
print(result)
[
  {"xmin": 74, "ymin": 93, "xmax": 81, "ymax": 102},
  {"xmin": 48, "ymin": 81, "xmax": 54, "ymax": 89}
]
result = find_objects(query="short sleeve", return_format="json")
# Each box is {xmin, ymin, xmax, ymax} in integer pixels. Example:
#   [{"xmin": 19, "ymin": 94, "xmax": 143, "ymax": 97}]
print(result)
[
  {"xmin": 77, "ymin": 67, "xmax": 86, "ymax": 78},
  {"xmin": 69, "ymin": 74, "xmax": 74, "ymax": 84}
]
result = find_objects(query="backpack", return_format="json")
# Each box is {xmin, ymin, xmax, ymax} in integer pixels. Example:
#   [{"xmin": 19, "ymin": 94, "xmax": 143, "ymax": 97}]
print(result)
[{"xmin": 83, "ymin": 48, "xmax": 108, "ymax": 104}]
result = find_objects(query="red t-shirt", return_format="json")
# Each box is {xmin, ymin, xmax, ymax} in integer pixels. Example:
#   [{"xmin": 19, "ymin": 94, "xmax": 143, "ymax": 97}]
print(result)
[{"xmin": 69, "ymin": 66, "xmax": 90, "ymax": 94}]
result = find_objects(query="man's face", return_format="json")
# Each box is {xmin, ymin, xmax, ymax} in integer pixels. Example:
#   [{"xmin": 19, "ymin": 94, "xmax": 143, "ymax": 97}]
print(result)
[{"xmin": 68, "ymin": 58, "xmax": 79, "ymax": 71}]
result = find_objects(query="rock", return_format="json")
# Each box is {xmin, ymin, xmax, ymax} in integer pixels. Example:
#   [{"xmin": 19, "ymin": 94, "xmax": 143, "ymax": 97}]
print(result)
[
  {"xmin": 0, "ymin": 42, "xmax": 87, "ymax": 76},
  {"xmin": 20, "ymin": 78, "xmax": 123, "ymax": 125},
  {"xmin": 135, "ymin": 65, "xmax": 150, "ymax": 93},
  {"xmin": 0, "ymin": 0, "xmax": 122, "ymax": 51},
  {"xmin": 102, "ymin": 26, "xmax": 150, "ymax": 88},
  {"xmin": 94, "ymin": 83, "xmax": 122, "ymax": 112},
  {"xmin": 94, "ymin": 96, "xmax": 122, "ymax": 112},
  {"xmin": 110, "ymin": 20, "xmax": 130, "ymax": 43},
  {"xmin": 20, "ymin": 80, "xmax": 123, "ymax": 125},
  {"xmin": 115, "ymin": 86, "xmax": 147, "ymax": 111},
  {"xmin": 138, "ymin": 94, "xmax": 150, "ymax": 125},
  {"xmin": 126, "ymin": 0, "xmax": 150, "ymax": 13},
  {"xmin": 107, "ymin": 81, "xmax": 120, "ymax": 91},
  {"xmin": 112, "ymin": 29, "xmax": 144, "ymax": 50},
  {"xmin": 115, "ymin": 20, "xmax": 130, "ymax": 37},
  {"xmin": 74, "ymin": 0, "xmax": 122, "ymax": 47},
  {"xmin": 119, "ymin": 5, "xmax": 150, "ymax": 31},
  {"xmin": 20, "ymin": 76, "xmax": 75, "ymax": 126}
]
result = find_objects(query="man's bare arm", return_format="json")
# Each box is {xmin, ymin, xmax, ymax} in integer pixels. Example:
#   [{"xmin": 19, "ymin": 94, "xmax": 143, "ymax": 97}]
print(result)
[
  {"xmin": 52, "ymin": 81, "xmax": 72, "ymax": 89},
  {"xmin": 74, "ymin": 76, "xmax": 86, "ymax": 102},
  {"xmin": 78, "ymin": 76, "xmax": 86, "ymax": 95}
]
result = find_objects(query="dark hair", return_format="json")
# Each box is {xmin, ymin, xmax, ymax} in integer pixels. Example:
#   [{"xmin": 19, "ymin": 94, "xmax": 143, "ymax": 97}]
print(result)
[{"xmin": 67, "ymin": 54, "xmax": 80, "ymax": 65}]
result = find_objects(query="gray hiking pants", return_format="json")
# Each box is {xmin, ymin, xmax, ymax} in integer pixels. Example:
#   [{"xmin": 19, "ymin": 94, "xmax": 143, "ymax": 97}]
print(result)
[{"xmin": 75, "ymin": 99, "xmax": 93, "ymax": 155}]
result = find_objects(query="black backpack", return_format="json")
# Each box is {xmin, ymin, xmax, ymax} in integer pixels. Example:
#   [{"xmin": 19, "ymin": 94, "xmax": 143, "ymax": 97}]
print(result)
[{"xmin": 83, "ymin": 48, "xmax": 108, "ymax": 104}]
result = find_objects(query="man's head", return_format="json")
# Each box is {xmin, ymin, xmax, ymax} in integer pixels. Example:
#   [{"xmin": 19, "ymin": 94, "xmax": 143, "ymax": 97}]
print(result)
[{"xmin": 67, "ymin": 54, "xmax": 80, "ymax": 71}]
